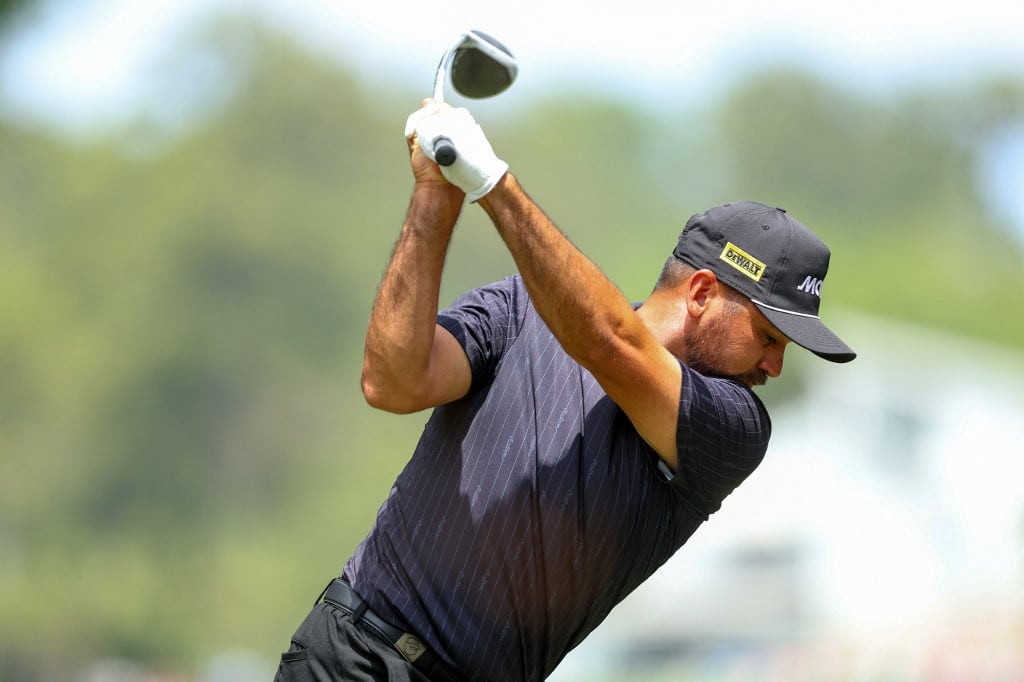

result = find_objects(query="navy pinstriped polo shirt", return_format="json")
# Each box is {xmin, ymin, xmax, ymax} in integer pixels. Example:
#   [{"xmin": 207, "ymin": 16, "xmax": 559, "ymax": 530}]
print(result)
[{"xmin": 344, "ymin": 275, "xmax": 770, "ymax": 681}]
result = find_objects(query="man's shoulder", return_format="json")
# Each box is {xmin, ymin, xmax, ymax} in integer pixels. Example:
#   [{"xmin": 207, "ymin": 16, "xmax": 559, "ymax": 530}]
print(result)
[{"xmin": 682, "ymin": 365, "xmax": 770, "ymax": 419}]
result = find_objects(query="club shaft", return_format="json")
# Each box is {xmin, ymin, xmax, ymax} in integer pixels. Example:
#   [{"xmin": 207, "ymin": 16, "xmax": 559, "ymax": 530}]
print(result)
[{"xmin": 433, "ymin": 49, "xmax": 453, "ymax": 103}]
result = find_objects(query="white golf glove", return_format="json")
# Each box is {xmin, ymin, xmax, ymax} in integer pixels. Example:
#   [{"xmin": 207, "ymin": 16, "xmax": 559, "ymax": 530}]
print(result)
[{"xmin": 405, "ymin": 103, "xmax": 508, "ymax": 202}]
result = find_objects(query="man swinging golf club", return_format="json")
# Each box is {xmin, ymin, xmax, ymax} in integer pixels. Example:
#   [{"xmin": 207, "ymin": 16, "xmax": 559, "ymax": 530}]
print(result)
[{"xmin": 274, "ymin": 32, "xmax": 855, "ymax": 682}]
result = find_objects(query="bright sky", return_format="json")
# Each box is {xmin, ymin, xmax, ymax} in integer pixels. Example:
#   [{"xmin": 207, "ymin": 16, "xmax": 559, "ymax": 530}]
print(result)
[
  {"xmin": 6, "ymin": 0, "xmax": 1020, "ymax": 231},
  {"xmin": 3, "ymin": 0, "xmax": 1024, "ymax": 131},
  {"xmin": 2, "ymin": 0, "xmax": 1023, "ymax": 233}
]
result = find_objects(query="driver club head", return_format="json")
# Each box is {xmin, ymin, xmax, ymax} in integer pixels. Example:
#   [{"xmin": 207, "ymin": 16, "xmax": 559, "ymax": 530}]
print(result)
[
  {"xmin": 448, "ymin": 30, "xmax": 518, "ymax": 99},
  {"xmin": 429, "ymin": 31, "xmax": 517, "ymax": 166}
]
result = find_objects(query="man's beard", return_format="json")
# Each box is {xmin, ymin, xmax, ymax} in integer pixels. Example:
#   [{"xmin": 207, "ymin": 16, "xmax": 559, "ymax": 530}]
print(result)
[{"xmin": 683, "ymin": 310, "xmax": 768, "ymax": 387}]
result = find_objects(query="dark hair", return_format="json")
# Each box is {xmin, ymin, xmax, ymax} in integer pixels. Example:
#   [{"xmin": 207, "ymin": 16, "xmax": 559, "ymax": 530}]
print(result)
[
  {"xmin": 654, "ymin": 255, "xmax": 694, "ymax": 291},
  {"xmin": 654, "ymin": 255, "xmax": 750, "ymax": 312}
]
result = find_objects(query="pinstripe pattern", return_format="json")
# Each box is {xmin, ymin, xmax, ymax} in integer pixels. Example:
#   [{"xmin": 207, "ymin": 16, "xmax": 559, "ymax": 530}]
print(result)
[{"xmin": 344, "ymin": 276, "xmax": 770, "ymax": 681}]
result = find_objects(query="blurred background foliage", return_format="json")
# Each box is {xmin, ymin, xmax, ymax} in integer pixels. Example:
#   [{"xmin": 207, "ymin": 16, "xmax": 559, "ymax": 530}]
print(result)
[{"xmin": 0, "ymin": 8, "xmax": 1022, "ymax": 681}]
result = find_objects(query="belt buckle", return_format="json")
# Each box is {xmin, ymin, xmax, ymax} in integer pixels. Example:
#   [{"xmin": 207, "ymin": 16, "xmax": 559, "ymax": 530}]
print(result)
[{"xmin": 395, "ymin": 632, "xmax": 426, "ymax": 663}]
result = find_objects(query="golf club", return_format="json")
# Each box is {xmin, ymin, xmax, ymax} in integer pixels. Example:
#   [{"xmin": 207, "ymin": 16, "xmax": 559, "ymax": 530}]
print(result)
[{"xmin": 431, "ymin": 30, "xmax": 518, "ymax": 166}]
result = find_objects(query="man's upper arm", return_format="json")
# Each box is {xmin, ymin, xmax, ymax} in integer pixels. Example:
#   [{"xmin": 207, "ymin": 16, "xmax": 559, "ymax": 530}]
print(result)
[
  {"xmin": 436, "ymin": 275, "xmax": 524, "ymax": 390},
  {"xmin": 670, "ymin": 368, "xmax": 771, "ymax": 514},
  {"xmin": 421, "ymin": 323, "xmax": 473, "ymax": 408},
  {"xmin": 591, "ymin": 337, "xmax": 769, "ymax": 487},
  {"xmin": 365, "ymin": 323, "xmax": 471, "ymax": 414},
  {"xmin": 590, "ymin": 338, "xmax": 684, "ymax": 469},
  {"xmin": 377, "ymin": 277, "xmax": 523, "ymax": 413}
]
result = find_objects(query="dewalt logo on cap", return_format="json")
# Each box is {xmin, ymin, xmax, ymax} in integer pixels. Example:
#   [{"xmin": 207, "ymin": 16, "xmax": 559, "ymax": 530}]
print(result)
[{"xmin": 720, "ymin": 242, "xmax": 766, "ymax": 282}]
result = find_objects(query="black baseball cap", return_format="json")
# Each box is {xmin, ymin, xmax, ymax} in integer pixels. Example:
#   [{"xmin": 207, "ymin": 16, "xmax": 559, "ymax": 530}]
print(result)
[{"xmin": 673, "ymin": 201, "xmax": 856, "ymax": 363}]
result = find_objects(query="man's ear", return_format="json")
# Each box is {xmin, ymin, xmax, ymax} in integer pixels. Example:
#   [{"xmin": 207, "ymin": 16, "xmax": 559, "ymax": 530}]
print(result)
[{"xmin": 685, "ymin": 269, "xmax": 720, "ymax": 318}]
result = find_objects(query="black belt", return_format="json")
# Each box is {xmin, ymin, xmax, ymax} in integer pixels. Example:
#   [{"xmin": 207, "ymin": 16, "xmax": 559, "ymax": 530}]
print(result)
[{"xmin": 318, "ymin": 578, "xmax": 461, "ymax": 682}]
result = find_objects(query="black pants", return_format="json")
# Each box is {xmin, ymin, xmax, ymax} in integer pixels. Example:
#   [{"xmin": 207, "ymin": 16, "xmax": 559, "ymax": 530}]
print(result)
[{"xmin": 274, "ymin": 601, "xmax": 432, "ymax": 682}]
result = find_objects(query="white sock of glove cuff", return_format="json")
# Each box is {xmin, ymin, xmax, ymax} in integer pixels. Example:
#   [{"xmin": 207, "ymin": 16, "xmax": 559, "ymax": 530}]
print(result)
[{"xmin": 405, "ymin": 104, "xmax": 509, "ymax": 202}]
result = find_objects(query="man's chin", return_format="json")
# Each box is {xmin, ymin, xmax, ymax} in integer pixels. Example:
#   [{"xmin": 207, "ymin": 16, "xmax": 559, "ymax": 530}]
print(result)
[{"xmin": 736, "ymin": 371, "xmax": 768, "ymax": 388}]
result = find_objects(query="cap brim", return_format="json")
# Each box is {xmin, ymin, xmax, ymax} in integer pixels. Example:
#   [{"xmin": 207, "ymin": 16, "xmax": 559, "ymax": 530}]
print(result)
[{"xmin": 754, "ymin": 304, "xmax": 856, "ymax": 363}]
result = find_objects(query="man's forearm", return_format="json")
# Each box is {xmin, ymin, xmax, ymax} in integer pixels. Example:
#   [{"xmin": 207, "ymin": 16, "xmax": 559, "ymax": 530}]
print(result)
[
  {"xmin": 478, "ymin": 173, "xmax": 647, "ymax": 370},
  {"xmin": 362, "ymin": 184, "xmax": 462, "ymax": 403}
]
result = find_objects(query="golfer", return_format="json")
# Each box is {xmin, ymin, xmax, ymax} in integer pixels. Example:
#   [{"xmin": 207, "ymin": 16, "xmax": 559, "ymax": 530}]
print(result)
[{"xmin": 274, "ymin": 101, "xmax": 856, "ymax": 681}]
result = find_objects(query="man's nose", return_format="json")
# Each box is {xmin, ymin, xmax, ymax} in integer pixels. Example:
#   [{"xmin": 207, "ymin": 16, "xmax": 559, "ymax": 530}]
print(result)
[{"xmin": 759, "ymin": 345, "xmax": 786, "ymax": 378}]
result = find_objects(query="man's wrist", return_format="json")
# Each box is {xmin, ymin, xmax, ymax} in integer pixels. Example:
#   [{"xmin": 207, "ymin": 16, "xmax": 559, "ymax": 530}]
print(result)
[
  {"xmin": 413, "ymin": 179, "xmax": 466, "ymax": 205},
  {"xmin": 476, "ymin": 171, "xmax": 514, "ymax": 210},
  {"xmin": 407, "ymin": 181, "xmax": 464, "ymax": 235}
]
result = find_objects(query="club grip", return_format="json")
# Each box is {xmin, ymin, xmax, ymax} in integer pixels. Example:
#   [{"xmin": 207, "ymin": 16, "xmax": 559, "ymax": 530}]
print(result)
[{"xmin": 433, "ymin": 136, "xmax": 457, "ymax": 166}]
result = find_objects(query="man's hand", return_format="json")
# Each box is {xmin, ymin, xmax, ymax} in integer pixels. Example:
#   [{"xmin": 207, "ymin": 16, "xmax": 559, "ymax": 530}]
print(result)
[
  {"xmin": 405, "ymin": 101, "xmax": 508, "ymax": 202},
  {"xmin": 405, "ymin": 107, "xmax": 457, "ymax": 193}
]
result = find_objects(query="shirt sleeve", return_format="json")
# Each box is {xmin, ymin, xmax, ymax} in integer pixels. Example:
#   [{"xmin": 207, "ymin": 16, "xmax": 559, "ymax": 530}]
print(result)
[
  {"xmin": 670, "ymin": 363, "xmax": 772, "ymax": 517},
  {"xmin": 436, "ymin": 275, "xmax": 528, "ymax": 391}
]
